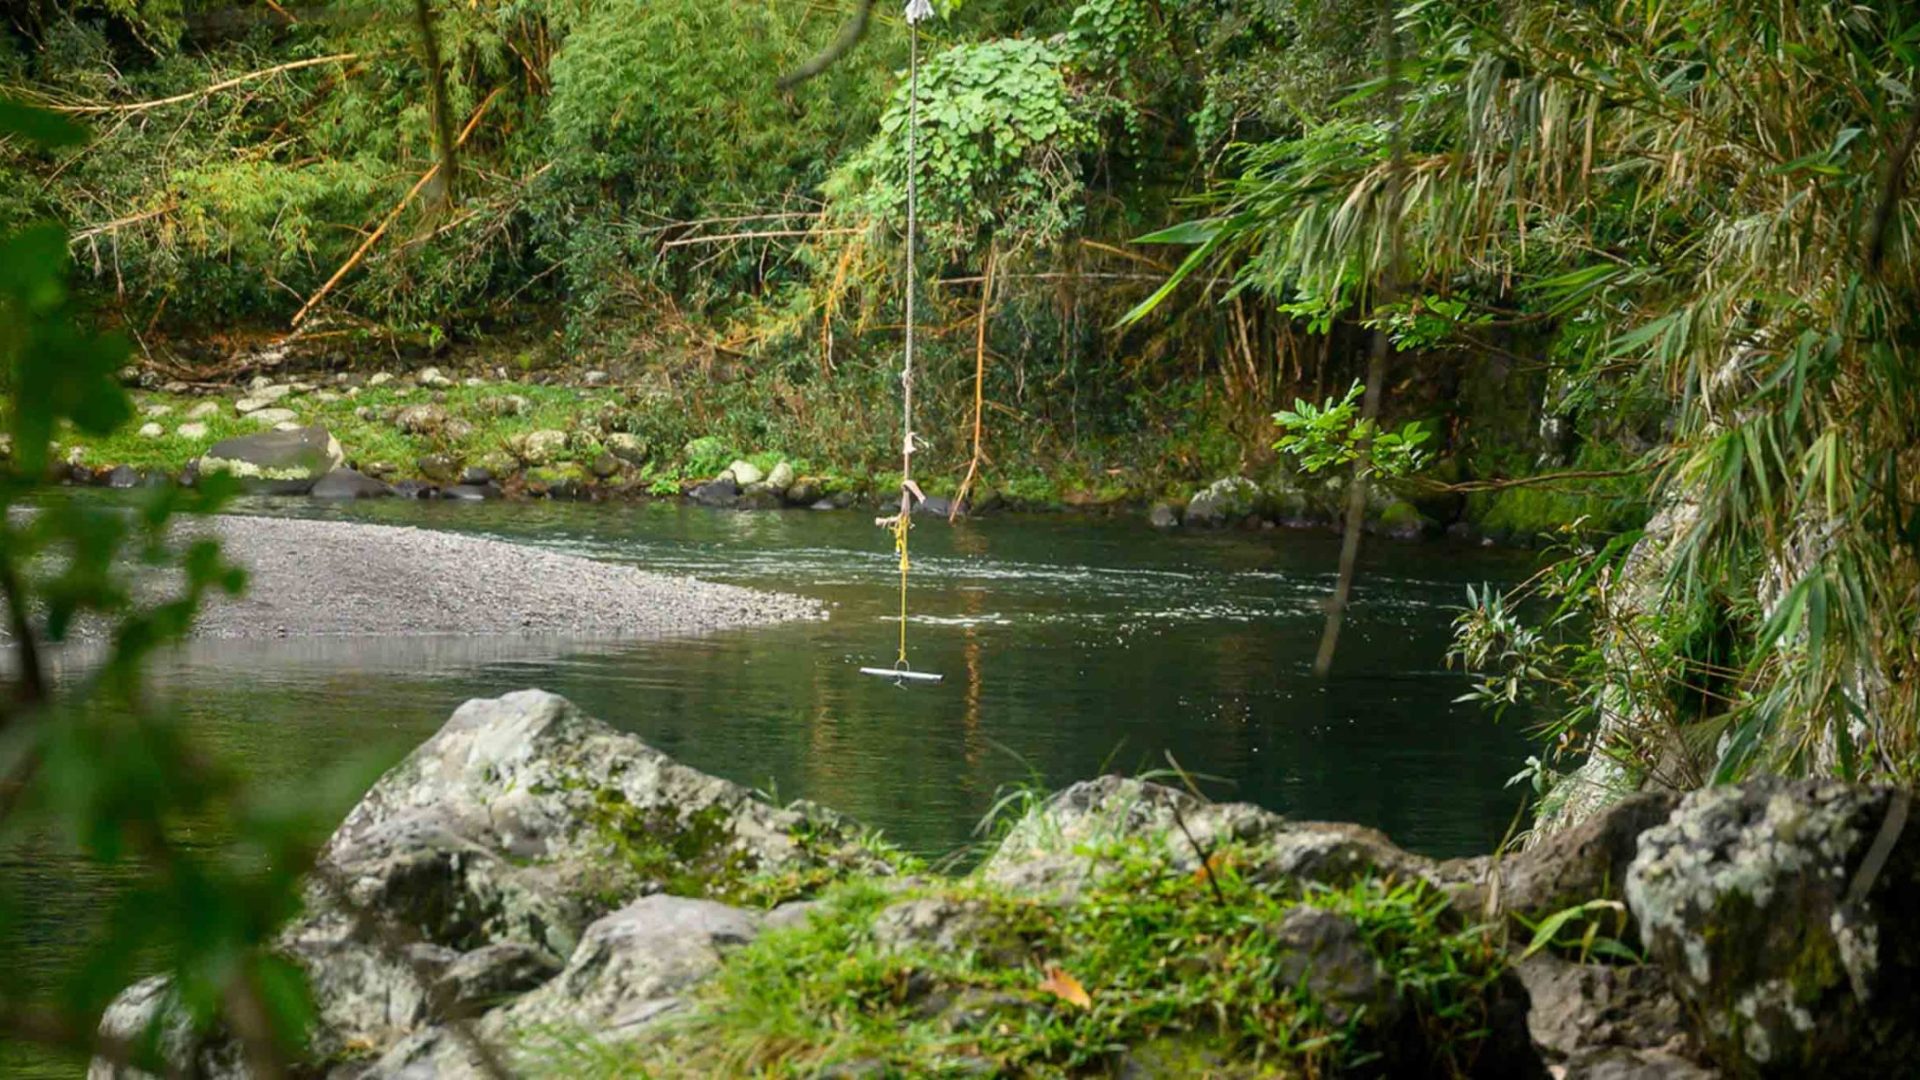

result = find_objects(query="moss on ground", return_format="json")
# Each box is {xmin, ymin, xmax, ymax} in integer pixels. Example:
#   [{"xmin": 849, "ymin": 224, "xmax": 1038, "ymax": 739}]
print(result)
[{"xmin": 538, "ymin": 837, "xmax": 1514, "ymax": 1079}]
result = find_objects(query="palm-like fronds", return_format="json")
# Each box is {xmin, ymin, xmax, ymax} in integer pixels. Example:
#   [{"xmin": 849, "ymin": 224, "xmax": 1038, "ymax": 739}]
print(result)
[{"xmin": 1154, "ymin": 1, "xmax": 1920, "ymax": 788}]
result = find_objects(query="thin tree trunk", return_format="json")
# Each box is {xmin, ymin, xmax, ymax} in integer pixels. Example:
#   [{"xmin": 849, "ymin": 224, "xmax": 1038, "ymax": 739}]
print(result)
[{"xmin": 1313, "ymin": 0, "xmax": 1405, "ymax": 679}]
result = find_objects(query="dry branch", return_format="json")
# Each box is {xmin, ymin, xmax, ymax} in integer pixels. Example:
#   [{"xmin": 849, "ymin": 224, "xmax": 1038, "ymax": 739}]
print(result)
[
  {"xmin": 289, "ymin": 87, "xmax": 501, "ymax": 327},
  {"xmin": 50, "ymin": 54, "xmax": 358, "ymax": 116}
]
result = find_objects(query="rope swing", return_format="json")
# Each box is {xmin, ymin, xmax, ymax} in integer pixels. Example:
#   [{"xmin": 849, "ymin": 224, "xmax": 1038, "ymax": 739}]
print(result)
[{"xmin": 859, "ymin": 0, "xmax": 944, "ymax": 687}]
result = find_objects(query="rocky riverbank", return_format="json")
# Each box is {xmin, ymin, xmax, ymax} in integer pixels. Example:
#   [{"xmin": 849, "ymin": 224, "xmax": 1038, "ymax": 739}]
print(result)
[
  {"xmin": 32, "ymin": 363, "xmax": 1609, "ymax": 545},
  {"xmin": 89, "ymin": 691, "xmax": 1920, "ymax": 1078}
]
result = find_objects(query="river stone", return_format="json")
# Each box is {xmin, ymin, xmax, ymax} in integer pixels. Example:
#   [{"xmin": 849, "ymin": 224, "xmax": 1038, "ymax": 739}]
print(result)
[
  {"xmin": 766, "ymin": 461, "xmax": 795, "ymax": 492},
  {"xmin": 872, "ymin": 896, "xmax": 1028, "ymax": 967},
  {"xmin": 106, "ymin": 464, "xmax": 141, "ymax": 488},
  {"xmin": 605, "ymin": 432, "xmax": 647, "ymax": 466},
  {"xmin": 311, "ymin": 467, "xmax": 392, "ymax": 499},
  {"xmin": 1184, "ymin": 476, "xmax": 1264, "ymax": 527},
  {"xmin": 726, "ymin": 459, "xmax": 765, "ymax": 486},
  {"xmin": 512, "ymin": 429, "xmax": 568, "ymax": 466},
  {"xmin": 418, "ymin": 366, "xmax": 454, "ymax": 389},
  {"xmin": 1624, "ymin": 780, "xmax": 1920, "ymax": 1076},
  {"xmin": 248, "ymin": 407, "xmax": 299, "ymax": 427},
  {"xmin": 482, "ymin": 393, "xmax": 528, "ymax": 418},
  {"xmin": 369, "ymin": 372, "xmax": 395, "ymax": 386},
  {"xmin": 980, "ymin": 776, "xmax": 1432, "ymax": 900},
  {"xmin": 86, "ymin": 975, "xmax": 243, "ymax": 1080},
  {"xmin": 590, "ymin": 451, "xmax": 623, "ymax": 479},
  {"xmin": 416, "ymin": 453, "xmax": 462, "ymax": 483},
  {"xmin": 136, "ymin": 422, "xmax": 163, "ymax": 438},
  {"xmin": 197, "ymin": 425, "xmax": 342, "ymax": 494},
  {"xmin": 185, "ymin": 401, "xmax": 221, "ymax": 420},
  {"xmin": 1148, "ymin": 502, "xmax": 1181, "ymax": 529},
  {"xmin": 175, "ymin": 422, "xmax": 209, "ymax": 439},
  {"xmin": 785, "ymin": 477, "xmax": 823, "ymax": 506},
  {"xmin": 691, "ymin": 476, "xmax": 740, "ymax": 508},
  {"xmin": 738, "ymin": 481, "xmax": 782, "ymax": 510},
  {"xmin": 394, "ymin": 403, "xmax": 450, "ymax": 435},
  {"xmin": 273, "ymin": 690, "xmax": 888, "ymax": 1060}
]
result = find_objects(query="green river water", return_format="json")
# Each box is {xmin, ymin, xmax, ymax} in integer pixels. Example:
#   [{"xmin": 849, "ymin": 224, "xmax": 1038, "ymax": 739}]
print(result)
[{"xmin": 2, "ymin": 497, "xmax": 1541, "ymax": 1074}]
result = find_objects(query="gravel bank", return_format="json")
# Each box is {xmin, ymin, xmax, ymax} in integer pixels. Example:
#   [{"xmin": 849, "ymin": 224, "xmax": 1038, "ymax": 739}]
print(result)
[{"xmin": 175, "ymin": 515, "xmax": 823, "ymax": 638}]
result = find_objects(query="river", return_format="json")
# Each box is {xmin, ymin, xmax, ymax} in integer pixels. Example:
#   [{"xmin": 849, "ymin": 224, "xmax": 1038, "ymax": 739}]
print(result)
[{"xmin": 2, "ymin": 496, "xmax": 1540, "ymax": 1074}]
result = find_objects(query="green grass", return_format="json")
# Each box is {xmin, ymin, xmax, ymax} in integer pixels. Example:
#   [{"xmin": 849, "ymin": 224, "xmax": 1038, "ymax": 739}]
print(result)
[{"xmin": 528, "ymin": 837, "xmax": 1512, "ymax": 1079}]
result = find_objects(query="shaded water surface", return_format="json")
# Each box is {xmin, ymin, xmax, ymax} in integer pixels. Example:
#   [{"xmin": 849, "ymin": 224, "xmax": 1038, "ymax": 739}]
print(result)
[{"xmin": 3, "ymin": 497, "xmax": 1540, "ymax": 1073}]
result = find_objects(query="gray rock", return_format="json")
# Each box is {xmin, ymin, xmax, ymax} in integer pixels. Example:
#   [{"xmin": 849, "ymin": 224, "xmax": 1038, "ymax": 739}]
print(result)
[
  {"xmin": 589, "ymin": 452, "xmax": 623, "ymax": 480},
  {"xmin": 766, "ymin": 461, "xmax": 795, "ymax": 492},
  {"xmin": 247, "ymin": 407, "xmax": 299, "ymax": 427},
  {"xmin": 441, "ymin": 483, "xmax": 499, "ymax": 501},
  {"xmin": 394, "ymin": 403, "xmax": 450, "ymax": 436},
  {"xmin": 1626, "ymin": 780, "xmax": 1920, "ymax": 1077},
  {"xmin": 484, "ymin": 895, "xmax": 760, "ymax": 1039},
  {"xmin": 1148, "ymin": 502, "xmax": 1181, "ymax": 529},
  {"xmin": 368, "ymin": 372, "xmax": 395, "ymax": 386},
  {"xmin": 175, "ymin": 422, "xmax": 209, "ymax": 439},
  {"xmin": 416, "ymin": 454, "xmax": 462, "ymax": 484},
  {"xmin": 582, "ymin": 370, "xmax": 609, "ymax": 387},
  {"xmin": 872, "ymin": 897, "xmax": 1028, "ymax": 967},
  {"xmin": 197, "ymin": 425, "xmax": 343, "ymax": 494},
  {"xmin": 86, "ymin": 975, "xmax": 242, "ymax": 1079},
  {"xmin": 432, "ymin": 942, "xmax": 563, "ymax": 1019},
  {"xmin": 137, "ymin": 422, "xmax": 164, "ymax": 438},
  {"xmin": 482, "ymin": 394, "xmax": 528, "ymax": 418},
  {"xmin": 1184, "ymin": 477, "xmax": 1264, "ymax": 527},
  {"xmin": 186, "ymin": 401, "xmax": 221, "ymax": 420},
  {"xmin": 738, "ymin": 482, "xmax": 782, "ymax": 510},
  {"xmin": 1452, "ymin": 793, "xmax": 1679, "ymax": 946},
  {"xmin": 691, "ymin": 477, "xmax": 740, "ymax": 508},
  {"xmin": 106, "ymin": 465, "xmax": 141, "ymax": 488},
  {"xmin": 278, "ymin": 690, "xmax": 885, "ymax": 1060},
  {"xmin": 915, "ymin": 494, "xmax": 955, "ymax": 518},
  {"xmin": 1562, "ymin": 1047, "xmax": 1720, "ymax": 1080},
  {"xmin": 458, "ymin": 466, "xmax": 493, "ymax": 486},
  {"xmin": 604, "ymin": 432, "xmax": 648, "ymax": 466},
  {"xmin": 726, "ymin": 459, "xmax": 765, "ymax": 486},
  {"xmin": 1272, "ymin": 905, "xmax": 1397, "ymax": 1027},
  {"xmin": 980, "ymin": 776, "xmax": 1432, "ymax": 899},
  {"xmin": 1515, "ymin": 952, "xmax": 1695, "ymax": 1068},
  {"xmin": 235, "ymin": 384, "xmax": 291, "ymax": 413},
  {"xmin": 511, "ymin": 429, "xmax": 568, "ymax": 466},
  {"xmin": 418, "ymin": 367, "xmax": 454, "ymax": 389},
  {"xmin": 785, "ymin": 478, "xmax": 823, "ymax": 506},
  {"xmin": 311, "ymin": 467, "xmax": 392, "ymax": 499}
]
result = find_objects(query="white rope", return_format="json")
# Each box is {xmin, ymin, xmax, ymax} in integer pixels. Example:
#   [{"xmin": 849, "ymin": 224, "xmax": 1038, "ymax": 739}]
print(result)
[{"xmin": 899, "ymin": 6, "xmax": 925, "ymax": 521}]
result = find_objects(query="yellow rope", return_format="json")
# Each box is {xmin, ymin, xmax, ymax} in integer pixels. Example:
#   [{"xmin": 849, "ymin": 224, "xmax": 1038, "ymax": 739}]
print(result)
[{"xmin": 894, "ymin": 510, "xmax": 911, "ymax": 666}]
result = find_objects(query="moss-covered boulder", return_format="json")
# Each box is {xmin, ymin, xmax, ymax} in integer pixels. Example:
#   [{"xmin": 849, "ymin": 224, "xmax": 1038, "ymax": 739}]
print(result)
[
  {"xmin": 196, "ymin": 424, "xmax": 343, "ymax": 494},
  {"xmin": 1625, "ymin": 780, "xmax": 1920, "ymax": 1077},
  {"xmin": 1184, "ymin": 476, "xmax": 1266, "ymax": 527}
]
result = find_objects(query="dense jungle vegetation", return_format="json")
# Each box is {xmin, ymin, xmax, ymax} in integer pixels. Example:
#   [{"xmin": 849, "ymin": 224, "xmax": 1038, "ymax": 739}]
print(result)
[{"xmin": 4, "ymin": 0, "xmax": 1920, "ymax": 1071}]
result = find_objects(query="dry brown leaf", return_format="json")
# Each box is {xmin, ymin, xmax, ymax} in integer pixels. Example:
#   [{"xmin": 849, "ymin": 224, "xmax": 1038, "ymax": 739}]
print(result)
[{"xmin": 1039, "ymin": 963, "xmax": 1091, "ymax": 1009}]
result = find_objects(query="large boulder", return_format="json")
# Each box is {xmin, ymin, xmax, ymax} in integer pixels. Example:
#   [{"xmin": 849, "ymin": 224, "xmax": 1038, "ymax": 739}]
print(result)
[
  {"xmin": 1184, "ymin": 476, "xmax": 1265, "ymax": 527},
  {"xmin": 93, "ymin": 691, "xmax": 892, "ymax": 1074},
  {"xmin": 1625, "ymin": 780, "xmax": 1920, "ymax": 1076},
  {"xmin": 196, "ymin": 425, "xmax": 343, "ymax": 494},
  {"xmin": 980, "ymin": 776, "xmax": 1433, "ymax": 899}
]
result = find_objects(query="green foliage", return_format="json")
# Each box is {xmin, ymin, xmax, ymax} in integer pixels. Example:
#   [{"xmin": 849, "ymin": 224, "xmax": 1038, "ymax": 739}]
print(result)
[
  {"xmin": 830, "ymin": 37, "xmax": 1098, "ymax": 256},
  {"xmin": 1274, "ymin": 381, "xmax": 1431, "ymax": 479},
  {"xmin": 589, "ymin": 840, "xmax": 1510, "ymax": 1078},
  {"xmin": 0, "ymin": 99, "xmax": 367, "ymax": 1074}
]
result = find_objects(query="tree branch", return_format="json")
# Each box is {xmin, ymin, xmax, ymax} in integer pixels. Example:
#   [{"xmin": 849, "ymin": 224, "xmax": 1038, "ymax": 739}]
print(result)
[{"xmin": 777, "ymin": 0, "xmax": 874, "ymax": 90}]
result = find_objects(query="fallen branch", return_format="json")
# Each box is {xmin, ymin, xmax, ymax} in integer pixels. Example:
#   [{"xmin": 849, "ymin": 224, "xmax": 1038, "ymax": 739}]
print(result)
[
  {"xmin": 69, "ymin": 202, "xmax": 178, "ymax": 245},
  {"xmin": 50, "ymin": 54, "xmax": 357, "ymax": 116},
  {"xmin": 289, "ymin": 87, "xmax": 501, "ymax": 327},
  {"xmin": 660, "ymin": 227, "xmax": 859, "ymax": 249}
]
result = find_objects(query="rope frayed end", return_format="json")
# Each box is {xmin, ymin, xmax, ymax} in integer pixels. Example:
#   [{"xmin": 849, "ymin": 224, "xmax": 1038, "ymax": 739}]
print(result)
[{"xmin": 904, "ymin": 0, "xmax": 935, "ymax": 25}]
